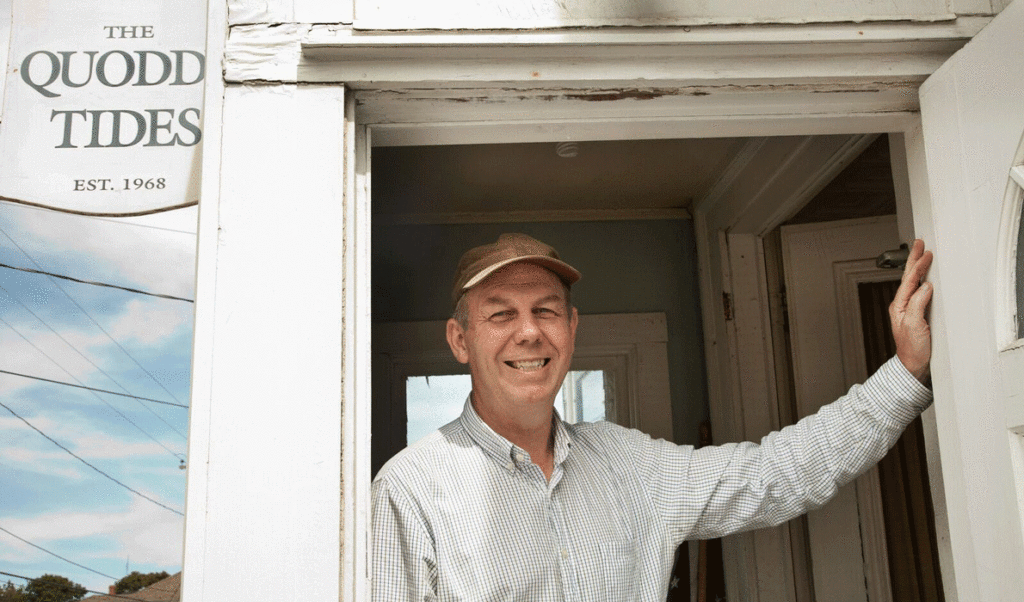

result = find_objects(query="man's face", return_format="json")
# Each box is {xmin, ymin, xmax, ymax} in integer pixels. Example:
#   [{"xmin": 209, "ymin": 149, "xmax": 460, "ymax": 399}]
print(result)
[{"xmin": 446, "ymin": 262, "xmax": 578, "ymax": 418}]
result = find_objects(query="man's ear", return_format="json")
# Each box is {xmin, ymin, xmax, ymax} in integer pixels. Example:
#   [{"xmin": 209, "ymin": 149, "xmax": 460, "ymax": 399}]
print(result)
[{"xmin": 446, "ymin": 318, "xmax": 470, "ymax": 364}]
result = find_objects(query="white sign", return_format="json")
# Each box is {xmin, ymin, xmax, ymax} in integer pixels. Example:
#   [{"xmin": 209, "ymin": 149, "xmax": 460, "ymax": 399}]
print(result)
[{"xmin": 0, "ymin": 0, "xmax": 207, "ymax": 214}]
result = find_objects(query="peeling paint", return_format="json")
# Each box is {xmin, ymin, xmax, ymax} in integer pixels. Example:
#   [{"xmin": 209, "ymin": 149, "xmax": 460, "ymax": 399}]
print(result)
[{"xmin": 565, "ymin": 89, "xmax": 666, "ymax": 101}]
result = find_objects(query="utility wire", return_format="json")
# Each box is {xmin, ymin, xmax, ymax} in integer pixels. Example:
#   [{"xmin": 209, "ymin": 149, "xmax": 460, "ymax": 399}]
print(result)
[
  {"xmin": 0, "ymin": 285, "xmax": 188, "ymax": 441},
  {"xmin": 0, "ymin": 570, "xmax": 149, "ymax": 601},
  {"xmin": 0, "ymin": 369, "xmax": 187, "ymax": 409},
  {"xmin": 0, "ymin": 298, "xmax": 187, "ymax": 458},
  {"xmin": 1, "ymin": 195, "xmax": 197, "ymax": 217},
  {"xmin": 0, "ymin": 315, "xmax": 185, "ymax": 461},
  {"xmin": 3, "ymin": 200, "xmax": 197, "ymax": 235},
  {"xmin": 0, "ymin": 399, "xmax": 185, "ymax": 516},
  {"xmin": 0, "ymin": 262, "xmax": 193, "ymax": 303},
  {"xmin": 0, "ymin": 227, "xmax": 187, "ymax": 409},
  {"xmin": 0, "ymin": 527, "xmax": 117, "ymax": 580}
]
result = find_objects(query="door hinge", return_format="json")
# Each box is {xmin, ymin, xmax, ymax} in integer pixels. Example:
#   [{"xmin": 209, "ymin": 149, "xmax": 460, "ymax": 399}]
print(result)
[{"xmin": 722, "ymin": 292, "xmax": 733, "ymax": 321}]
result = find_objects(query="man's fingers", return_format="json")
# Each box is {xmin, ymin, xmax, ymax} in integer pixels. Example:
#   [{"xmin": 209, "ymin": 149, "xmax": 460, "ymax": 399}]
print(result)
[
  {"xmin": 904, "ymin": 281, "xmax": 933, "ymax": 324},
  {"xmin": 892, "ymin": 240, "xmax": 932, "ymax": 310}
]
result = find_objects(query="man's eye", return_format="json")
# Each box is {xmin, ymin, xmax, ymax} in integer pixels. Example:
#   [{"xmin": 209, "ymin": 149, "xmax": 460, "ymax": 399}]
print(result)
[
  {"xmin": 490, "ymin": 310, "xmax": 514, "ymax": 321},
  {"xmin": 535, "ymin": 307, "xmax": 557, "ymax": 317}
]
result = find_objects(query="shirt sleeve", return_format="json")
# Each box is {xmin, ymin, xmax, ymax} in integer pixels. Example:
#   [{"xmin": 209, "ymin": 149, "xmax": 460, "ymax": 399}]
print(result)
[
  {"xmin": 372, "ymin": 477, "xmax": 438, "ymax": 602},
  {"xmin": 635, "ymin": 356, "xmax": 933, "ymax": 541}
]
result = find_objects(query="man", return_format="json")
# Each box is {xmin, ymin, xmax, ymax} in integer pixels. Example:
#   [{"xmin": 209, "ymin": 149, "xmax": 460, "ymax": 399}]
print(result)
[{"xmin": 373, "ymin": 232, "xmax": 934, "ymax": 601}]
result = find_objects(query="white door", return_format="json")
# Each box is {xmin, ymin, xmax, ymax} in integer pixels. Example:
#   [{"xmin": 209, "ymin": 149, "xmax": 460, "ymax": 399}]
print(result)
[
  {"xmin": 915, "ymin": 0, "xmax": 1024, "ymax": 599},
  {"xmin": 781, "ymin": 216, "xmax": 901, "ymax": 602}
]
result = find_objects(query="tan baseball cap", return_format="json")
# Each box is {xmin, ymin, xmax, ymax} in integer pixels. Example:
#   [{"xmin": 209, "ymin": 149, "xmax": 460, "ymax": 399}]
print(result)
[{"xmin": 451, "ymin": 233, "xmax": 582, "ymax": 306}]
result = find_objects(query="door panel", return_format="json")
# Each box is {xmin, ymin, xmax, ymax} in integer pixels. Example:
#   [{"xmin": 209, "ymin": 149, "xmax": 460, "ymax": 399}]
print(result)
[
  {"xmin": 781, "ymin": 216, "xmax": 900, "ymax": 602},
  {"xmin": 917, "ymin": 0, "xmax": 1024, "ymax": 599}
]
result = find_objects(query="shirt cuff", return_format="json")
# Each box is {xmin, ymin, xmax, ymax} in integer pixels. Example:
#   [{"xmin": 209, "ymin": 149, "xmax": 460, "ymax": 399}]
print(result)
[{"xmin": 863, "ymin": 356, "xmax": 934, "ymax": 424}]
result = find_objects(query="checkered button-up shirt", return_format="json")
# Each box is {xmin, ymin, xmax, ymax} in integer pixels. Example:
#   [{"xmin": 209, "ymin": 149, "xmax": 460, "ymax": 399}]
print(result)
[{"xmin": 372, "ymin": 357, "xmax": 932, "ymax": 602}]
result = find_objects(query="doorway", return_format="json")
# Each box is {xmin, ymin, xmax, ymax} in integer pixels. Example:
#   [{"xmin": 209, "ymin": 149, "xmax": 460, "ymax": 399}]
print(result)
[{"xmin": 368, "ymin": 131, "xmax": 935, "ymax": 600}]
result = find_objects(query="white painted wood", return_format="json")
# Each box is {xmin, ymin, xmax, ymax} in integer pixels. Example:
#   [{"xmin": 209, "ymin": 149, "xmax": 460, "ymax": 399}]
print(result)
[
  {"xmin": 352, "ymin": 0, "xmax": 952, "ymax": 31},
  {"xmin": 896, "ymin": 122, "xmax": 957, "ymax": 602},
  {"xmin": 686, "ymin": 133, "xmax": 882, "ymax": 602},
  {"xmin": 726, "ymin": 233, "xmax": 798, "ymax": 602},
  {"xmin": 182, "ymin": 84, "xmax": 346, "ymax": 602},
  {"xmin": 296, "ymin": 0, "xmax": 352, "ymax": 24},
  {"xmin": 996, "ymin": 133, "xmax": 1024, "ymax": 349},
  {"xmin": 0, "ymin": 0, "xmax": 10, "ymax": 119},
  {"xmin": 781, "ymin": 216, "xmax": 901, "ymax": 602},
  {"xmin": 919, "ymin": 0, "xmax": 1024, "ymax": 598},
  {"xmin": 343, "ymin": 94, "xmax": 372, "ymax": 602},
  {"xmin": 221, "ymin": 19, "xmax": 991, "ymax": 87},
  {"xmin": 832, "ymin": 258, "xmax": 900, "ymax": 602},
  {"xmin": 228, "ymin": 0, "xmax": 293, "ymax": 25},
  {"xmin": 368, "ymin": 112, "xmax": 916, "ymax": 148},
  {"xmin": 181, "ymin": 0, "xmax": 228, "ymax": 596},
  {"xmin": 696, "ymin": 136, "xmax": 875, "ymax": 235},
  {"xmin": 949, "ymin": 0, "xmax": 998, "ymax": 14}
]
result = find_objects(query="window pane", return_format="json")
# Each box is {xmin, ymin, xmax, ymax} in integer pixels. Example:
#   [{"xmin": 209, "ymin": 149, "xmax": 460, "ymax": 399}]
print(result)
[
  {"xmin": 406, "ymin": 375, "xmax": 470, "ymax": 445},
  {"xmin": 406, "ymin": 370, "xmax": 613, "ymax": 446}
]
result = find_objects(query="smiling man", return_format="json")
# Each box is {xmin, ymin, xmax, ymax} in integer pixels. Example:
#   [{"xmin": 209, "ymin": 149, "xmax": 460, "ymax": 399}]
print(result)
[{"xmin": 372, "ymin": 232, "xmax": 935, "ymax": 602}]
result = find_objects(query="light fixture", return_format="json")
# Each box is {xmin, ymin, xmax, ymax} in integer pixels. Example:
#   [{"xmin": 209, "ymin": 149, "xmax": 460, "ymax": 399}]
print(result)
[{"xmin": 555, "ymin": 141, "xmax": 579, "ymax": 158}]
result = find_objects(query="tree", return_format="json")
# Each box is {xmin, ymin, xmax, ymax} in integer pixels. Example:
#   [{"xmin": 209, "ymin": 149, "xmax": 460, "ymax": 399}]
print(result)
[
  {"xmin": 113, "ymin": 572, "xmax": 169, "ymax": 595},
  {"xmin": 0, "ymin": 581, "xmax": 26, "ymax": 602},
  {"xmin": 23, "ymin": 575, "xmax": 85, "ymax": 602}
]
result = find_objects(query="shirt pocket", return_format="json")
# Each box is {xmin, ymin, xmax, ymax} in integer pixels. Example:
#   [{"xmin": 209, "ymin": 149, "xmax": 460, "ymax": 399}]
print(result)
[{"xmin": 598, "ymin": 540, "xmax": 638, "ymax": 601}]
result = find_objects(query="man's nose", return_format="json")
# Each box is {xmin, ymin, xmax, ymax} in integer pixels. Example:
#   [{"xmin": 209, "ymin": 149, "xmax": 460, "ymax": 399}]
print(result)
[{"xmin": 514, "ymin": 314, "xmax": 542, "ymax": 343}]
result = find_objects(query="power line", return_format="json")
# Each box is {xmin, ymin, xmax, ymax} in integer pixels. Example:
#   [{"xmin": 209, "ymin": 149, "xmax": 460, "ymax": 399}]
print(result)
[
  {"xmin": 0, "ymin": 262, "xmax": 194, "ymax": 303},
  {"xmin": 0, "ymin": 369, "xmax": 188, "ymax": 409},
  {"xmin": 2, "ymin": 200, "xmax": 197, "ymax": 235},
  {"xmin": 0, "ymin": 399, "xmax": 184, "ymax": 516},
  {"xmin": 0, "ymin": 285, "xmax": 188, "ymax": 443},
  {"xmin": 0, "ymin": 307, "xmax": 186, "ymax": 463},
  {"xmin": 0, "ymin": 227, "xmax": 188, "ymax": 410},
  {"xmin": 0, "ymin": 527, "xmax": 117, "ymax": 580},
  {"xmin": 1, "ymin": 195, "xmax": 198, "ymax": 217},
  {"xmin": 0, "ymin": 570, "xmax": 149, "ymax": 601}
]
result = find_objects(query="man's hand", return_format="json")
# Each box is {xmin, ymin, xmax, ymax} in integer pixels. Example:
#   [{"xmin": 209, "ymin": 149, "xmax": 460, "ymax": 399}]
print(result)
[{"xmin": 890, "ymin": 239, "xmax": 934, "ymax": 384}]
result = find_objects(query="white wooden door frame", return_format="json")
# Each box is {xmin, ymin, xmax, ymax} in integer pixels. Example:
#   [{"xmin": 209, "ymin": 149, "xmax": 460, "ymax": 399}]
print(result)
[
  {"xmin": 186, "ymin": 11, "xmax": 1009, "ymax": 602},
  {"xmin": 346, "ymin": 119, "xmax": 938, "ymax": 602}
]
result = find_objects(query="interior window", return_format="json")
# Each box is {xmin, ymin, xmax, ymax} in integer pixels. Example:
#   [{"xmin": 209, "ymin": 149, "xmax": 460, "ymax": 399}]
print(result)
[{"xmin": 405, "ymin": 370, "xmax": 611, "ymax": 445}]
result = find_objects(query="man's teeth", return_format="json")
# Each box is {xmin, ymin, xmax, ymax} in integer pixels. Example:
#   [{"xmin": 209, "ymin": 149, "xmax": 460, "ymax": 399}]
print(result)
[{"xmin": 509, "ymin": 359, "xmax": 547, "ymax": 371}]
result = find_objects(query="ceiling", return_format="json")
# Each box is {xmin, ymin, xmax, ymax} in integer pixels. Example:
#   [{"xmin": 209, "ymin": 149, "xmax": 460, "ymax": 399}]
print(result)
[{"xmin": 372, "ymin": 134, "xmax": 896, "ymax": 225}]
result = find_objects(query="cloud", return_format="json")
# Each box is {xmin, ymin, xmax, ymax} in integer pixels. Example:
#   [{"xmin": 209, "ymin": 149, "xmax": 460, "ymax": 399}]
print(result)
[
  {"xmin": 106, "ymin": 299, "xmax": 193, "ymax": 346},
  {"xmin": 0, "ymin": 498, "xmax": 184, "ymax": 567},
  {"xmin": 0, "ymin": 205, "xmax": 197, "ymax": 300}
]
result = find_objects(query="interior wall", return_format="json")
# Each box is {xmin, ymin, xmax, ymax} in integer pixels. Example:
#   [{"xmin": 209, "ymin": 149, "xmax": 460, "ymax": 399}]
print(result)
[{"xmin": 372, "ymin": 219, "xmax": 708, "ymax": 445}]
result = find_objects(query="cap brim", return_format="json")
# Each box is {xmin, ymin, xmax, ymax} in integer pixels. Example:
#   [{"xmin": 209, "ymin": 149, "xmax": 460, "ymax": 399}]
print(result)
[{"xmin": 462, "ymin": 255, "xmax": 581, "ymax": 292}]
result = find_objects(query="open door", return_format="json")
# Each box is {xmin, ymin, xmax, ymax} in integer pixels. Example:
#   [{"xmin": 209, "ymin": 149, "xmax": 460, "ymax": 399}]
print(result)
[
  {"xmin": 914, "ymin": 0, "xmax": 1024, "ymax": 599},
  {"xmin": 781, "ymin": 216, "xmax": 945, "ymax": 602}
]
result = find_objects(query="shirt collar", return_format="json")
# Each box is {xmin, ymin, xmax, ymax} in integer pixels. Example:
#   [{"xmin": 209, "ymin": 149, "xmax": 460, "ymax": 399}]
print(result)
[{"xmin": 459, "ymin": 395, "xmax": 573, "ymax": 472}]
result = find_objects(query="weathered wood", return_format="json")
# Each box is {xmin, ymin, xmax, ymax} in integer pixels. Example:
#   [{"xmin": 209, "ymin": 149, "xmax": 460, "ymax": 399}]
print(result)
[
  {"xmin": 351, "ymin": 0, "xmax": 955, "ymax": 31},
  {"xmin": 223, "ymin": 19, "xmax": 989, "ymax": 87}
]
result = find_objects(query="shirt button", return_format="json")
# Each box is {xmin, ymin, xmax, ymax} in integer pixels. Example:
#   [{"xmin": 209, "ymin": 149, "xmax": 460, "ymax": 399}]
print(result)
[
  {"xmin": 560, "ymin": 549, "xmax": 568, "ymax": 560},
  {"xmin": 506, "ymin": 462, "xmax": 515, "ymax": 471},
  {"xmin": 516, "ymin": 453, "xmax": 526, "ymax": 463}
]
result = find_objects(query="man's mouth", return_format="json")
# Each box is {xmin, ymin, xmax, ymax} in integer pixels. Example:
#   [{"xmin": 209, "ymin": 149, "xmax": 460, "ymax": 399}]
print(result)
[{"xmin": 505, "ymin": 359, "xmax": 549, "ymax": 372}]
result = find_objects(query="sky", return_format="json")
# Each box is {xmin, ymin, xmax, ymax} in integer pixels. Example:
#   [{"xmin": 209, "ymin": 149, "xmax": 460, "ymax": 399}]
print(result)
[{"xmin": 0, "ymin": 201, "xmax": 197, "ymax": 594}]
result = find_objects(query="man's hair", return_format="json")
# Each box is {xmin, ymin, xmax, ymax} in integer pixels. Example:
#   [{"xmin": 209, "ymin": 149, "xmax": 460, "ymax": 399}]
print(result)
[{"xmin": 452, "ymin": 277, "xmax": 573, "ymax": 329}]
